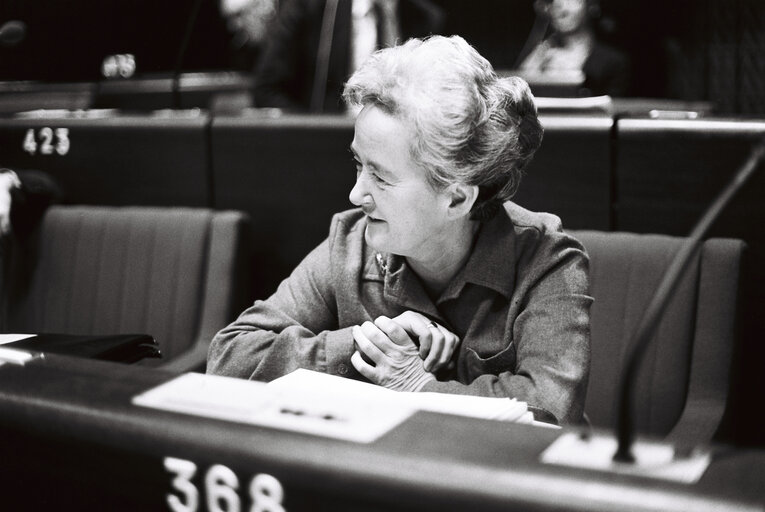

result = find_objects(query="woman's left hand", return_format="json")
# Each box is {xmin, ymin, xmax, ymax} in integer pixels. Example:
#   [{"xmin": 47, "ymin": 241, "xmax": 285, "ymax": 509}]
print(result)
[
  {"xmin": 350, "ymin": 316, "xmax": 435, "ymax": 392},
  {"xmin": 389, "ymin": 311, "xmax": 460, "ymax": 373}
]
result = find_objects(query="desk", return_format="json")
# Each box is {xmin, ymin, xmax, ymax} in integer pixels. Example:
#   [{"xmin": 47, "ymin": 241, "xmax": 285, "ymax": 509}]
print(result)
[
  {"xmin": 0, "ymin": 111, "xmax": 211, "ymax": 208},
  {"xmin": 0, "ymin": 355, "xmax": 762, "ymax": 511}
]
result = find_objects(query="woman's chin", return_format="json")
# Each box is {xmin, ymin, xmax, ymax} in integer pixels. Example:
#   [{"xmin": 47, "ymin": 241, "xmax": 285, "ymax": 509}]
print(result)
[{"xmin": 364, "ymin": 222, "xmax": 389, "ymax": 252}]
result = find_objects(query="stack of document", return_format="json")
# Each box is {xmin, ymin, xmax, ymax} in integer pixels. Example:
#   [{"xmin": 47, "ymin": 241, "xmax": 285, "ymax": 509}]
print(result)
[
  {"xmin": 133, "ymin": 369, "xmax": 541, "ymax": 444},
  {"xmin": 269, "ymin": 369, "xmax": 535, "ymax": 423}
]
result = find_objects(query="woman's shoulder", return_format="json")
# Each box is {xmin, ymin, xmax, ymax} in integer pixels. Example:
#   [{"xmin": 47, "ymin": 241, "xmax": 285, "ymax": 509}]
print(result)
[
  {"xmin": 502, "ymin": 201, "xmax": 587, "ymax": 256},
  {"xmin": 501, "ymin": 202, "xmax": 589, "ymax": 291},
  {"xmin": 502, "ymin": 201, "xmax": 563, "ymax": 234}
]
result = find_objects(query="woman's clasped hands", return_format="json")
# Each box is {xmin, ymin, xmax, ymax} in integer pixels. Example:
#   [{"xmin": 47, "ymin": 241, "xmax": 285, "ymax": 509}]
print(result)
[{"xmin": 350, "ymin": 311, "xmax": 460, "ymax": 392}]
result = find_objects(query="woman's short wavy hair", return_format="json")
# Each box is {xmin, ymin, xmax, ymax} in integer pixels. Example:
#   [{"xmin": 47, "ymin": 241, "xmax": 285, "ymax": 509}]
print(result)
[{"xmin": 343, "ymin": 35, "xmax": 544, "ymax": 221}]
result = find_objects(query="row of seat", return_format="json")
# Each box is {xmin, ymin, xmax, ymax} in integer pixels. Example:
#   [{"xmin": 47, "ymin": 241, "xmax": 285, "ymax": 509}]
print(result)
[{"xmin": 2, "ymin": 202, "xmax": 744, "ymax": 447}]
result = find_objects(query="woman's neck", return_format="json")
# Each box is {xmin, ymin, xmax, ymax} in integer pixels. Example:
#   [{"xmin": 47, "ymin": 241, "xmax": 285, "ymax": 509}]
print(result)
[{"xmin": 406, "ymin": 219, "xmax": 480, "ymax": 299}]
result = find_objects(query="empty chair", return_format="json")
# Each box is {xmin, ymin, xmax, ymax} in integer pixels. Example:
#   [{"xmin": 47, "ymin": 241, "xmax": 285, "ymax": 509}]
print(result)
[
  {"xmin": 3, "ymin": 205, "xmax": 249, "ymax": 372},
  {"xmin": 572, "ymin": 230, "xmax": 745, "ymax": 445}
]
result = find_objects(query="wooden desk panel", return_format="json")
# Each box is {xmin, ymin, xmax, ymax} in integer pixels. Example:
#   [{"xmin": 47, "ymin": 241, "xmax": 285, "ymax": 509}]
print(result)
[
  {"xmin": 0, "ymin": 355, "xmax": 762, "ymax": 512},
  {"xmin": 0, "ymin": 113, "xmax": 211, "ymax": 208},
  {"xmin": 211, "ymin": 113, "xmax": 356, "ymax": 298},
  {"xmin": 519, "ymin": 115, "xmax": 613, "ymax": 231}
]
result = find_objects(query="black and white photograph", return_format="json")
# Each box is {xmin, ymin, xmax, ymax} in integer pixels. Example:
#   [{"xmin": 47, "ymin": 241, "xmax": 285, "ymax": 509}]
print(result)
[{"xmin": 1, "ymin": 0, "xmax": 764, "ymax": 510}]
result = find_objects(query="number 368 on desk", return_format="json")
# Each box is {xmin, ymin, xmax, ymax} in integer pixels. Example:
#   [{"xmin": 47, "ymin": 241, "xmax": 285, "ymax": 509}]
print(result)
[{"xmin": 164, "ymin": 457, "xmax": 285, "ymax": 512}]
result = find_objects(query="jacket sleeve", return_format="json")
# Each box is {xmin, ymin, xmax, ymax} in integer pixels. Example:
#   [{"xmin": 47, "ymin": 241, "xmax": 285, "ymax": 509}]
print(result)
[
  {"xmin": 207, "ymin": 235, "xmax": 356, "ymax": 381},
  {"xmin": 422, "ymin": 239, "xmax": 592, "ymax": 425}
]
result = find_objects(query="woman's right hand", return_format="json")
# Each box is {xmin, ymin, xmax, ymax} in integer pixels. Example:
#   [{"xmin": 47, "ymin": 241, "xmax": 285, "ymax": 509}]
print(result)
[{"xmin": 388, "ymin": 311, "xmax": 460, "ymax": 373}]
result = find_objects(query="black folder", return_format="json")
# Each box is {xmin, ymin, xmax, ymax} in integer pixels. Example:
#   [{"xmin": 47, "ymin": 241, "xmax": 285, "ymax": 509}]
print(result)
[{"xmin": 5, "ymin": 333, "xmax": 161, "ymax": 363}]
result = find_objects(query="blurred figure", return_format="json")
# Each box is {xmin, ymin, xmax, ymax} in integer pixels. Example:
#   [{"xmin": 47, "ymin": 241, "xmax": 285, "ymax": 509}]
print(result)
[
  {"xmin": 518, "ymin": 0, "xmax": 629, "ymax": 97},
  {"xmin": 219, "ymin": 0, "xmax": 279, "ymax": 69},
  {"xmin": 253, "ymin": 0, "xmax": 445, "ymax": 112},
  {"xmin": 0, "ymin": 169, "xmax": 60, "ymax": 239},
  {"xmin": 0, "ymin": 168, "xmax": 61, "ymax": 329},
  {"xmin": 0, "ymin": 169, "xmax": 20, "ymax": 237}
]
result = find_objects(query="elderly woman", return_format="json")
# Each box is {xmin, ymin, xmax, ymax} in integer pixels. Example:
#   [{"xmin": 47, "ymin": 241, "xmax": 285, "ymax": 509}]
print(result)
[{"xmin": 208, "ymin": 35, "xmax": 591, "ymax": 425}]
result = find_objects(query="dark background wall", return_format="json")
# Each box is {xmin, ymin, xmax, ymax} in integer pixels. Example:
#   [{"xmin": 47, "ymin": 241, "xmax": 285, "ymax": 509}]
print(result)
[{"xmin": 2, "ymin": 1, "xmax": 765, "ymax": 113}]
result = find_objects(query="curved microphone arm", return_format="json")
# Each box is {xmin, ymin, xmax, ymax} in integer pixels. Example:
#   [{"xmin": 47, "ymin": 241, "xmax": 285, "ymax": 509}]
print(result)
[
  {"xmin": 172, "ymin": 0, "xmax": 205, "ymax": 109},
  {"xmin": 612, "ymin": 136, "xmax": 765, "ymax": 463}
]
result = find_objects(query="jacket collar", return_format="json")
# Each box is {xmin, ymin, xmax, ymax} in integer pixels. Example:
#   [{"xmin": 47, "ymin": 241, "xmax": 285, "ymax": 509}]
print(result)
[{"xmin": 361, "ymin": 210, "xmax": 516, "ymax": 311}]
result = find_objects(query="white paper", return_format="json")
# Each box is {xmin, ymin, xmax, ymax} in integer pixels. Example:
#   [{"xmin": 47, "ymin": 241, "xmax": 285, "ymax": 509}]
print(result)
[
  {"xmin": 0, "ymin": 333, "xmax": 36, "ymax": 345},
  {"xmin": 269, "ymin": 369, "xmax": 535, "ymax": 424},
  {"xmin": 133, "ymin": 372, "xmax": 414, "ymax": 443},
  {"xmin": 0, "ymin": 346, "xmax": 36, "ymax": 365}
]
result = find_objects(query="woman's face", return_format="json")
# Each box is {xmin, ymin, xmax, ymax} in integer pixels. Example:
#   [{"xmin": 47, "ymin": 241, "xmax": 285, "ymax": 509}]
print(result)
[
  {"xmin": 348, "ymin": 104, "xmax": 452, "ymax": 261},
  {"xmin": 549, "ymin": 0, "xmax": 589, "ymax": 35}
]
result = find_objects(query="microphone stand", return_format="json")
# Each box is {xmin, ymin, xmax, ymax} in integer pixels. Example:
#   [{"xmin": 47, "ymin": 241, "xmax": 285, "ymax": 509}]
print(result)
[
  {"xmin": 613, "ymin": 136, "xmax": 765, "ymax": 463},
  {"xmin": 172, "ymin": 0, "xmax": 205, "ymax": 110},
  {"xmin": 310, "ymin": 0, "xmax": 339, "ymax": 113}
]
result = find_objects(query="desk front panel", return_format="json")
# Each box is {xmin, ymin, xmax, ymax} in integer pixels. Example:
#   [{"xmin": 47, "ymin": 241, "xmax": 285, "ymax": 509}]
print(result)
[
  {"xmin": 0, "ymin": 355, "xmax": 762, "ymax": 512},
  {"xmin": 519, "ymin": 115, "xmax": 613, "ymax": 231},
  {"xmin": 0, "ymin": 114, "xmax": 211, "ymax": 207}
]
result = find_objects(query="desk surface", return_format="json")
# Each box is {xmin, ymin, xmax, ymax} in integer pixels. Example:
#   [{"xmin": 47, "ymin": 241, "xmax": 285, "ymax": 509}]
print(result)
[{"xmin": 0, "ymin": 354, "xmax": 763, "ymax": 512}]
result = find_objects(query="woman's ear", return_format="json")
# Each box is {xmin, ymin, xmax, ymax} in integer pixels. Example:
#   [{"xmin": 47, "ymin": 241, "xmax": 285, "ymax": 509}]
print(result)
[{"xmin": 446, "ymin": 183, "xmax": 479, "ymax": 219}]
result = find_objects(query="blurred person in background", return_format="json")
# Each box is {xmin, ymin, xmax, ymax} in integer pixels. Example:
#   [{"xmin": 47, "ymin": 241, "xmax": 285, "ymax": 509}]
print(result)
[
  {"xmin": 252, "ymin": 0, "xmax": 445, "ymax": 112},
  {"xmin": 0, "ymin": 168, "xmax": 61, "ymax": 329},
  {"xmin": 219, "ymin": 0, "xmax": 280, "ymax": 69},
  {"xmin": 517, "ymin": 0, "xmax": 629, "ymax": 97}
]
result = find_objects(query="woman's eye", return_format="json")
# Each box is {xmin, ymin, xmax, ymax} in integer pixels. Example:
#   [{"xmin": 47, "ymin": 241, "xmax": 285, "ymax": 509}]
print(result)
[{"xmin": 351, "ymin": 156, "xmax": 387, "ymax": 186}]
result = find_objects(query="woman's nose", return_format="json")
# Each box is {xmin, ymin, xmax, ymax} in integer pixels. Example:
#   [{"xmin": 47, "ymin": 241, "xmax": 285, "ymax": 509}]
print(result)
[{"xmin": 349, "ymin": 174, "xmax": 367, "ymax": 206}]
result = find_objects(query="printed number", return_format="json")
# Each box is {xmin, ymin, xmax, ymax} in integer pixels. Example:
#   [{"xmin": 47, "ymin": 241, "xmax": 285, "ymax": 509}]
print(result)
[
  {"xmin": 22, "ymin": 129, "xmax": 36, "ymax": 155},
  {"xmin": 21, "ymin": 127, "xmax": 70, "ymax": 156},
  {"xmin": 250, "ymin": 474, "xmax": 285, "ymax": 512},
  {"xmin": 164, "ymin": 457, "xmax": 285, "ymax": 512},
  {"xmin": 55, "ymin": 128, "xmax": 70, "ymax": 155},
  {"xmin": 39, "ymin": 127, "xmax": 54, "ymax": 155},
  {"xmin": 206, "ymin": 465, "xmax": 240, "ymax": 512},
  {"xmin": 166, "ymin": 457, "xmax": 199, "ymax": 512}
]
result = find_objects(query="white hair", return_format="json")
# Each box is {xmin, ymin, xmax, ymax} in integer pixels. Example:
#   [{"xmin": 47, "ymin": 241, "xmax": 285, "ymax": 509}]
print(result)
[{"xmin": 343, "ymin": 35, "xmax": 544, "ymax": 220}]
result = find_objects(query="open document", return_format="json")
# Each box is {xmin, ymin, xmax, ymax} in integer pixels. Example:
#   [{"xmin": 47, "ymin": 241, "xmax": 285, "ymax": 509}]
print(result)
[
  {"xmin": 269, "ymin": 369, "xmax": 535, "ymax": 423},
  {"xmin": 133, "ymin": 369, "xmax": 538, "ymax": 444}
]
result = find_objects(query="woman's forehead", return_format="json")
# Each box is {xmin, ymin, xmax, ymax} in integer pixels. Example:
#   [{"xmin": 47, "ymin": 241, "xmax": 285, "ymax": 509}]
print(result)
[{"xmin": 353, "ymin": 105, "xmax": 412, "ymax": 152}]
